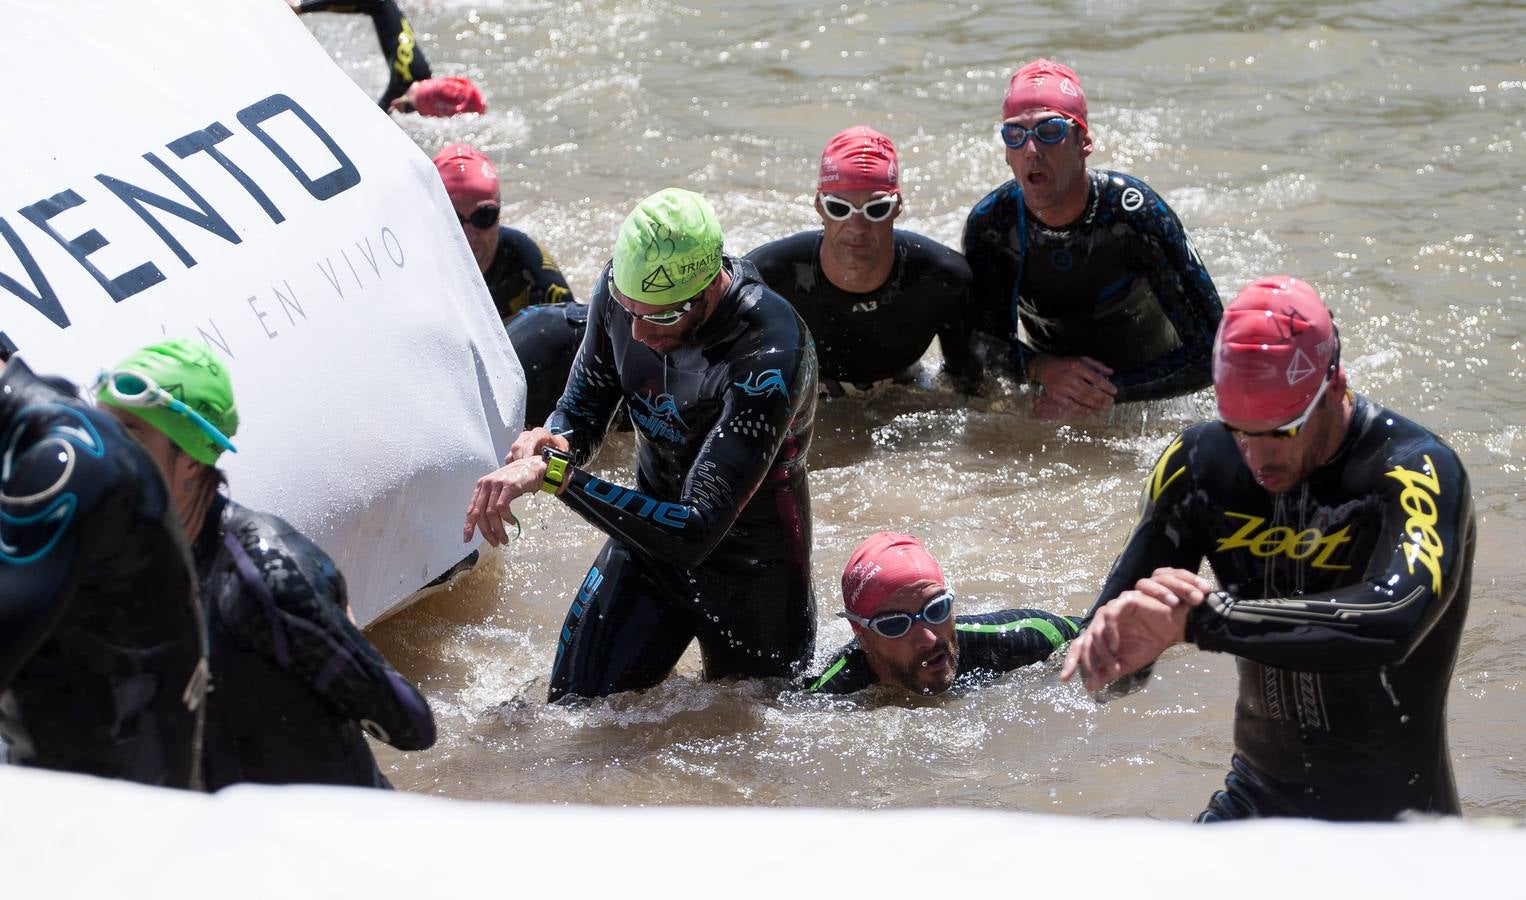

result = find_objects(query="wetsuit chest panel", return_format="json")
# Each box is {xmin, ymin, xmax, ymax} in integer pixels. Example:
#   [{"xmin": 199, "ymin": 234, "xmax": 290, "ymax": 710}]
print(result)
[
  {"xmin": 485, "ymin": 227, "xmax": 574, "ymax": 320},
  {"xmin": 748, "ymin": 231, "xmax": 971, "ymax": 384}
]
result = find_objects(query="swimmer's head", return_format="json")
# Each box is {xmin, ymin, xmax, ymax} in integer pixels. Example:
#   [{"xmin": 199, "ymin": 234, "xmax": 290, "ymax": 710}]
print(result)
[
  {"xmin": 1214, "ymin": 277, "xmax": 1349, "ymax": 493},
  {"xmin": 390, "ymin": 77, "xmax": 487, "ymax": 117},
  {"xmin": 841, "ymin": 532, "xmax": 958, "ymax": 694},
  {"xmin": 1214, "ymin": 276, "xmax": 1341, "ymax": 426},
  {"xmin": 98, "ymin": 338, "xmax": 239, "ymax": 467},
  {"xmin": 818, "ymin": 126, "xmax": 899, "ymax": 195},
  {"xmin": 1002, "ymin": 58, "xmax": 1088, "ymax": 132},
  {"xmin": 434, "ymin": 143, "xmax": 502, "ymax": 272},
  {"xmin": 613, "ymin": 188, "xmax": 725, "ymax": 307}
]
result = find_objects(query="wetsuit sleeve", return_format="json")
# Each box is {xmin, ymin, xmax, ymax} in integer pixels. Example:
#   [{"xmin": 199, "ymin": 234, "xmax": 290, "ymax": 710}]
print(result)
[
  {"xmin": 936, "ymin": 259, "xmax": 981, "ymax": 390},
  {"xmin": 800, "ymin": 644, "xmax": 877, "ymax": 694},
  {"xmin": 222, "ymin": 521, "xmax": 436, "ymax": 750},
  {"xmin": 0, "ymin": 402, "xmax": 127, "ymax": 689},
  {"xmin": 545, "ymin": 269, "xmax": 624, "ymax": 457},
  {"xmin": 1108, "ymin": 179, "xmax": 1221, "ymax": 402},
  {"xmin": 1089, "ymin": 433, "xmax": 1209, "ymax": 621},
  {"xmin": 961, "ymin": 184, "xmax": 1037, "ymax": 376},
  {"xmin": 295, "ymin": 0, "xmax": 429, "ymax": 108},
  {"xmin": 955, "ymin": 610, "xmax": 1083, "ymax": 672},
  {"xmin": 1185, "ymin": 445, "xmax": 1473, "ymax": 671},
  {"xmin": 556, "ymin": 347, "xmax": 806, "ymax": 570}
]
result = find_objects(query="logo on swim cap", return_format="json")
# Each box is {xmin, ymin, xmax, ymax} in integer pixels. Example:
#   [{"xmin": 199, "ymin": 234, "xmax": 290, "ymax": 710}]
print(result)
[
  {"xmin": 97, "ymin": 338, "xmax": 239, "ymax": 467},
  {"xmin": 613, "ymin": 188, "xmax": 724, "ymax": 306}
]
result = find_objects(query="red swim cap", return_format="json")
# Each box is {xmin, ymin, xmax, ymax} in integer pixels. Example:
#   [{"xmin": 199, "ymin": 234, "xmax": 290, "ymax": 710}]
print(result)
[
  {"xmin": 432, "ymin": 143, "xmax": 499, "ymax": 206},
  {"xmin": 841, "ymin": 532, "xmax": 945, "ymax": 618},
  {"xmin": 413, "ymin": 77, "xmax": 487, "ymax": 117},
  {"xmin": 1002, "ymin": 59, "xmax": 1088, "ymax": 132},
  {"xmin": 818, "ymin": 126, "xmax": 899, "ymax": 194},
  {"xmin": 1214, "ymin": 276, "xmax": 1340, "ymax": 425}
]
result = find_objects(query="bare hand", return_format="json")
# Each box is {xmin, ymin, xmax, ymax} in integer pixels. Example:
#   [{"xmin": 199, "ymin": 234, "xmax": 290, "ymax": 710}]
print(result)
[
  {"xmin": 507, "ymin": 427, "xmax": 570, "ymax": 464},
  {"xmin": 1060, "ymin": 569, "xmax": 1208, "ymax": 691},
  {"xmin": 463, "ymin": 456, "xmax": 546, "ymax": 546},
  {"xmin": 1033, "ymin": 355, "xmax": 1117, "ymax": 413}
]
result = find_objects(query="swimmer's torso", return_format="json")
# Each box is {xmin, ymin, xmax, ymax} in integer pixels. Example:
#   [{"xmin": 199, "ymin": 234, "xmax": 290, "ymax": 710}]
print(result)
[{"xmin": 485, "ymin": 227, "xmax": 575, "ymax": 322}]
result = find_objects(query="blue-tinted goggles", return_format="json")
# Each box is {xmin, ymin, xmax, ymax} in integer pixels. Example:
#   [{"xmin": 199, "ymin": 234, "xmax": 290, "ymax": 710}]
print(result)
[
  {"xmin": 839, "ymin": 591, "xmax": 954, "ymax": 639},
  {"xmin": 1000, "ymin": 116, "xmax": 1072, "ymax": 149}
]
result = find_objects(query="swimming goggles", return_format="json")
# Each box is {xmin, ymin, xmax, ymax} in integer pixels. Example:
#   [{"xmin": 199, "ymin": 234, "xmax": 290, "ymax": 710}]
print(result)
[
  {"xmin": 1000, "ymin": 116, "xmax": 1072, "ymax": 149},
  {"xmin": 94, "ymin": 370, "xmax": 238, "ymax": 453},
  {"xmin": 457, "ymin": 203, "xmax": 501, "ymax": 229},
  {"xmin": 818, "ymin": 193, "xmax": 898, "ymax": 223},
  {"xmin": 839, "ymin": 591, "xmax": 954, "ymax": 639}
]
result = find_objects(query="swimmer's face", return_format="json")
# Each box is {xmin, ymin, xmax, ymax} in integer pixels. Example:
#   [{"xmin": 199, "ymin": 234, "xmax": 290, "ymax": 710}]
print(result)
[
  {"xmin": 1004, "ymin": 109, "xmax": 1091, "ymax": 222},
  {"xmin": 815, "ymin": 189, "xmax": 900, "ymax": 278},
  {"xmin": 856, "ymin": 582, "xmax": 959, "ymax": 695},
  {"xmin": 614, "ymin": 276, "xmax": 718, "ymax": 356},
  {"xmin": 450, "ymin": 194, "xmax": 502, "ymax": 274},
  {"xmin": 1224, "ymin": 374, "xmax": 1349, "ymax": 494}
]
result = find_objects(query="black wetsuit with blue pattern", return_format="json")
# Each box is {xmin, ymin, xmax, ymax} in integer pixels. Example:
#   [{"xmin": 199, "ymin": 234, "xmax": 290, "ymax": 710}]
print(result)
[
  {"xmin": 1094, "ymin": 396, "xmax": 1474, "ymax": 821},
  {"xmin": 804, "ymin": 608, "xmax": 1082, "ymax": 694},
  {"xmin": 962, "ymin": 170, "xmax": 1221, "ymax": 400},
  {"xmin": 295, "ymin": 0, "xmax": 430, "ymax": 109},
  {"xmin": 0, "ymin": 361, "xmax": 207, "ymax": 788},
  {"xmin": 544, "ymin": 256, "xmax": 818, "ymax": 701},
  {"xmin": 196, "ymin": 496, "xmax": 436, "ymax": 790}
]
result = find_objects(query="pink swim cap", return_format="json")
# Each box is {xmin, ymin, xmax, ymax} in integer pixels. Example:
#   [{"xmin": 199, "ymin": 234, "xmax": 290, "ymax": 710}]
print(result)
[
  {"xmin": 818, "ymin": 126, "xmax": 899, "ymax": 194},
  {"xmin": 841, "ymin": 532, "xmax": 945, "ymax": 618},
  {"xmin": 1214, "ymin": 276, "xmax": 1340, "ymax": 425},
  {"xmin": 413, "ymin": 77, "xmax": 487, "ymax": 117},
  {"xmin": 432, "ymin": 143, "xmax": 499, "ymax": 206},
  {"xmin": 1002, "ymin": 59, "xmax": 1088, "ymax": 132}
]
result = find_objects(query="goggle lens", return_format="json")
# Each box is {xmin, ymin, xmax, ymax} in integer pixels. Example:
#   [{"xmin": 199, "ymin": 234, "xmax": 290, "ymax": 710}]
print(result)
[
  {"xmin": 460, "ymin": 204, "xmax": 500, "ymax": 229},
  {"xmin": 862, "ymin": 592, "xmax": 955, "ymax": 639}
]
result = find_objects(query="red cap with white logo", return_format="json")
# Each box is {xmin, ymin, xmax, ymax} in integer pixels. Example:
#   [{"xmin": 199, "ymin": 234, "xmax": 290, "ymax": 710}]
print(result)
[
  {"xmin": 818, "ymin": 126, "xmax": 899, "ymax": 194},
  {"xmin": 841, "ymin": 532, "xmax": 945, "ymax": 618},
  {"xmin": 1214, "ymin": 276, "xmax": 1341, "ymax": 425},
  {"xmin": 1002, "ymin": 58, "xmax": 1089, "ymax": 132}
]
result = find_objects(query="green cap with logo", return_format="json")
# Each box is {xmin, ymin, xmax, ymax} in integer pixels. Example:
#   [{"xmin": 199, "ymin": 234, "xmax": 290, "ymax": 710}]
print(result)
[
  {"xmin": 98, "ymin": 338, "xmax": 239, "ymax": 466},
  {"xmin": 613, "ymin": 188, "xmax": 724, "ymax": 306}
]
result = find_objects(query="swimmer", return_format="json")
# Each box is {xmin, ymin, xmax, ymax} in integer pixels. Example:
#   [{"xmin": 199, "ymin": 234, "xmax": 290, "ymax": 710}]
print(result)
[
  {"xmin": 963, "ymin": 59, "xmax": 1222, "ymax": 419},
  {"xmin": 290, "ymin": 0, "xmax": 432, "ymax": 110},
  {"xmin": 98, "ymin": 340, "xmax": 436, "ymax": 789},
  {"xmin": 433, "ymin": 143, "xmax": 574, "ymax": 323},
  {"xmin": 803, "ymin": 532, "xmax": 1081, "ymax": 695},
  {"xmin": 1061, "ymin": 277, "xmax": 1475, "ymax": 821},
  {"xmin": 464, "ymin": 188, "xmax": 819, "ymax": 701},
  {"xmin": 390, "ymin": 76, "xmax": 487, "ymax": 117},
  {"xmin": 748, "ymin": 127, "xmax": 979, "ymax": 396},
  {"xmin": 506, "ymin": 300, "xmax": 588, "ymax": 429},
  {"xmin": 0, "ymin": 356, "xmax": 207, "ymax": 788}
]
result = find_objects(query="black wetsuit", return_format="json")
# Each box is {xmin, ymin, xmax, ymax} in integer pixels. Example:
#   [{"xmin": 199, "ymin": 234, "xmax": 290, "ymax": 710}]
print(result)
[
  {"xmin": 485, "ymin": 227, "xmax": 575, "ymax": 323},
  {"xmin": 196, "ymin": 496, "xmax": 436, "ymax": 790},
  {"xmin": 746, "ymin": 230, "xmax": 978, "ymax": 393},
  {"xmin": 804, "ymin": 609, "xmax": 1081, "ymax": 694},
  {"xmin": 0, "ymin": 361, "xmax": 207, "ymax": 788},
  {"xmin": 544, "ymin": 257, "xmax": 818, "ymax": 701},
  {"xmin": 295, "ymin": 0, "xmax": 431, "ymax": 108},
  {"xmin": 508, "ymin": 301, "xmax": 588, "ymax": 430},
  {"xmin": 1093, "ymin": 395, "xmax": 1475, "ymax": 821},
  {"xmin": 963, "ymin": 170, "xmax": 1222, "ymax": 401}
]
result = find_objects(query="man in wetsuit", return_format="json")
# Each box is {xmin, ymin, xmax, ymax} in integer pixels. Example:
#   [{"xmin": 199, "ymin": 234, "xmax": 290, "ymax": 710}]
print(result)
[
  {"xmin": 507, "ymin": 300, "xmax": 589, "ymax": 429},
  {"xmin": 97, "ymin": 340, "xmax": 436, "ymax": 789},
  {"xmin": 0, "ymin": 356, "xmax": 207, "ymax": 788},
  {"xmin": 291, "ymin": 0, "xmax": 431, "ymax": 110},
  {"xmin": 803, "ymin": 532, "xmax": 1080, "ymax": 695},
  {"xmin": 435, "ymin": 143, "xmax": 574, "ymax": 324},
  {"xmin": 464, "ymin": 188, "xmax": 818, "ymax": 701},
  {"xmin": 748, "ymin": 127, "xmax": 978, "ymax": 396},
  {"xmin": 963, "ymin": 59, "xmax": 1222, "ymax": 420},
  {"xmin": 1061, "ymin": 277, "xmax": 1475, "ymax": 821}
]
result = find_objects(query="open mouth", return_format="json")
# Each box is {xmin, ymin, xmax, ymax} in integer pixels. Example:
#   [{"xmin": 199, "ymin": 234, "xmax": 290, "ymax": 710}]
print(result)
[{"xmin": 920, "ymin": 651, "xmax": 950, "ymax": 672}]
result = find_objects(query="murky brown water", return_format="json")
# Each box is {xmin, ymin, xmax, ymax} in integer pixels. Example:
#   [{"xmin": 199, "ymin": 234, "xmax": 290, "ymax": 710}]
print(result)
[{"xmin": 321, "ymin": 0, "xmax": 1526, "ymax": 817}]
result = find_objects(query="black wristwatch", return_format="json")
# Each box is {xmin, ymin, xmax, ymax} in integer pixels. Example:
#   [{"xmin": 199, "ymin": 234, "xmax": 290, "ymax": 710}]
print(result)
[{"xmin": 540, "ymin": 447, "xmax": 571, "ymax": 495}]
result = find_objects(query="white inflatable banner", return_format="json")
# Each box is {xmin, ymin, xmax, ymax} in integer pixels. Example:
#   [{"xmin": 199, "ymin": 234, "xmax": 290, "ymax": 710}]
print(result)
[{"xmin": 0, "ymin": 0, "xmax": 524, "ymax": 623}]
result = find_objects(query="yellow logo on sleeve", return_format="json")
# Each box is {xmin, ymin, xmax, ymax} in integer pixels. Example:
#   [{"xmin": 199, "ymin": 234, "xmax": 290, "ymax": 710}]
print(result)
[
  {"xmin": 1148, "ymin": 437, "xmax": 1186, "ymax": 503},
  {"xmin": 1384, "ymin": 455, "xmax": 1445, "ymax": 594}
]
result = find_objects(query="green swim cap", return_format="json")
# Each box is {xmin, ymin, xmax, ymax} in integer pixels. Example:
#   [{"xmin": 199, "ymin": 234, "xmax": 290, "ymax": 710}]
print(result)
[
  {"xmin": 98, "ymin": 338, "xmax": 239, "ymax": 466},
  {"xmin": 613, "ymin": 188, "xmax": 724, "ymax": 306}
]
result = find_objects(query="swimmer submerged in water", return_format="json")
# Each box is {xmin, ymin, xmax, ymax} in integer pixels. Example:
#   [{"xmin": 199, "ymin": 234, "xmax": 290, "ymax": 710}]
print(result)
[{"xmin": 803, "ymin": 532, "xmax": 1081, "ymax": 695}]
